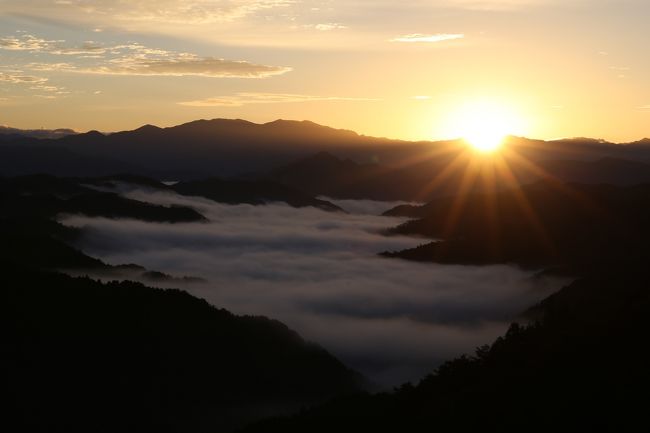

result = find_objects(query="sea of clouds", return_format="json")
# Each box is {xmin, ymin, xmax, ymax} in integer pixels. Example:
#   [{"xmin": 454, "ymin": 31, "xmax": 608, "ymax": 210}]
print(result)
[{"xmin": 61, "ymin": 189, "xmax": 564, "ymax": 387}]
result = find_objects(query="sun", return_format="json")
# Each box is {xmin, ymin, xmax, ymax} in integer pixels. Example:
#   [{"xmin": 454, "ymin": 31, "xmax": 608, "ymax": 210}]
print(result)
[{"xmin": 445, "ymin": 100, "xmax": 525, "ymax": 153}]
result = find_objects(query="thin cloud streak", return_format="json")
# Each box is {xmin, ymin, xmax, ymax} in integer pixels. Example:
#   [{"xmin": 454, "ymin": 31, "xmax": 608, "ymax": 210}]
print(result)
[
  {"xmin": 179, "ymin": 92, "xmax": 379, "ymax": 107},
  {"xmin": 391, "ymin": 33, "xmax": 465, "ymax": 43}
]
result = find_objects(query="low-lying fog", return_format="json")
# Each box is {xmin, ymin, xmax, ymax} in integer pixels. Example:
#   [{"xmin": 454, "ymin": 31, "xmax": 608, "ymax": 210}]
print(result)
[{"xmin": 61, "ymin": 189, "xmax": 564, "ymax": 387}]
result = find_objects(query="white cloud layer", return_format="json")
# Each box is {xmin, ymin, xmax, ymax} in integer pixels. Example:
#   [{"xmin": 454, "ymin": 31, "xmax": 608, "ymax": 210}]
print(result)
[{"xmin": 61, "ymin": 189, "xmax": 565, "ymax": 386}]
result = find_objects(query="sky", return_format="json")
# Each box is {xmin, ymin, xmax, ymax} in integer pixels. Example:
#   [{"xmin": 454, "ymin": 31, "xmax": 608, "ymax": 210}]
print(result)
[
  {"xmin": 0, "ymin": 0, "xmax": 648, "ymax": 141},
  {"xmin": 60, "ymin": 188, "xmax": 565, "ymax": 386}
]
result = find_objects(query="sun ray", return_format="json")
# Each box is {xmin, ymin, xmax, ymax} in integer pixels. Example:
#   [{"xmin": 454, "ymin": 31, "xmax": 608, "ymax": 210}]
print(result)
[
  {"xmin": 493, "ymin": 154, "xmax": 556, "ymax": 255},
  {"xmin": 503, "ymin": 148, "xmax": 601, "ymax": 213},
  {"xmin": 439, "ymin": 155, "xmax": 482, "ymax": 242},
  {"xmin": 412, "ymin": 149, "xmax": 473, "ymax": 201}
]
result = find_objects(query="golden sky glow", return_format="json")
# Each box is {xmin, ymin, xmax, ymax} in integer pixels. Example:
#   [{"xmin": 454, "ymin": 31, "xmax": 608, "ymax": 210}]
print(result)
[{"xmin": 0, "ymin": 0, "xmax": 648, "ymax": 141}]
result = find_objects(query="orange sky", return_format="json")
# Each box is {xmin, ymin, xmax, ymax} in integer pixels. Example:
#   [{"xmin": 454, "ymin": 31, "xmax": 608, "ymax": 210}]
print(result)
[{"xmin": 0, "ymin": 0, "xmax": 648, "ymax": 141}]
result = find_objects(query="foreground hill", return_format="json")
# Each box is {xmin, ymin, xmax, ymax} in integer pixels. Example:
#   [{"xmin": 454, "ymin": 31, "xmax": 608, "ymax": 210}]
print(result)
[
  {"xmin": 1, "ymin": 270, "xmax": 363, "ymax": 433},
  {"xmin": 242, "ymin": 268, "xmax": 650, "ymax": 432}
]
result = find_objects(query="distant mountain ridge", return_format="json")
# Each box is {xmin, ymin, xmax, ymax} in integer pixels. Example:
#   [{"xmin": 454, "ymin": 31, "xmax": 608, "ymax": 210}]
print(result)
[
  {"xmin": 2, "ymin": 119, "xmax": 650, "ymax": 199},
  {"xmin": 0, "ymin": 126, "xmax": 77, "ymax": 140}
]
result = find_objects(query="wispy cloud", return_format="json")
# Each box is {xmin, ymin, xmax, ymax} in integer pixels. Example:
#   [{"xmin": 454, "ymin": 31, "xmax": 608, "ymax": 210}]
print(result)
[
  {"xmin": 4, "ymin": 0, "xmax": 296, "ymax": 25},
  {"xmin": 296, "ymin": 23, "xmax": 348, "ymax": 31},
  {"xmin": 0, "ymin": 34, "xmax": 108, "ymax": 55},
  {"xmin": 0, "ymin": 71, "xmax": 48, "ymax": 84},
  {"xmin": 179, "ymin": 92, "xmax": 378, "ymax": 107},
  {"xmin": 0, "ymin": 34, "xmax": 57, "ymax": 51},
  {"xmin": 0, "ymin": 70, "xmax": 66, "ymax": 97},
  {"xmin": 444, "ymin": 0, "xmax": 549, "ymax": 11},
  {"xmin": 3, "ymin": 35, "xmax": 292, "ymax": 79},
  {"xmin": 77, "ymin": 57, "xmax": 291, "ymax": 78},
  {"xmin": 391, "ymin": 33, "xmax": 465, "ymax": 43},
  {"xmin": 412, "ymin": 95, "xmax": 432, "ymax": 100},
  {"xmin": 640, "ymin": 105, "xmax": 650, "ymax": 110}
]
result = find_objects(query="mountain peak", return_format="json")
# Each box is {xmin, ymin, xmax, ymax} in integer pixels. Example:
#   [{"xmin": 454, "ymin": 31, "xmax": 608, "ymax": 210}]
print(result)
[{"xmin": 134, "ymin": 124, "xmax": 162, "ymax": 133}]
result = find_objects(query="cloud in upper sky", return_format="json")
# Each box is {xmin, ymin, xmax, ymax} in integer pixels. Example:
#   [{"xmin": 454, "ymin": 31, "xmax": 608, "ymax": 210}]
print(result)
[
  {"xmin": 3, "ymin": 0, "xmax": 296, "ymax": 25},
  {"xmin": 391, "ymin": 33, "xmax": 465, "ymax": 43},
  {"xmin": 52, "ymin": 57, "xmax": 292, "ymax": 78},
  {"xmin": 0, "ymin": 70, "xmax": 66, "ymax": 95},
  {"xmin": 179, "ymin": 92, "xmax": 378, "ymax": 107},
  {"xmin": 2, "ymin": 35, "xmax": 292, "ymax": 79},
  {"xmin": 60, "ymin": 188, "xmax": 566, "ymax": 386},
  {"xmin": 0, "ymin": 0, "xmax": 555, "ymax": 49},
  {"xmin": 0, "ymin": 71, "xmax": 48, "ymax": 84}
]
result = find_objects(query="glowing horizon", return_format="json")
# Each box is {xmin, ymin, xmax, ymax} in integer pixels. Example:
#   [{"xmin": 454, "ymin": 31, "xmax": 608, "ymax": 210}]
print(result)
[{"xmin": 0, "ymin": 0, "xmax": 648, "ymax": 142}]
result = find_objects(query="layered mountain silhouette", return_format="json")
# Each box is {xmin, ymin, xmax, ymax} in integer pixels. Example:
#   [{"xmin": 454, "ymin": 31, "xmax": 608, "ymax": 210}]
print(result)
[
  {"xmin": 5, "ymin": 118, "xmax": 650, "ymax": 432},
  {"xmin": 2, "ymin": 120, "xmax": 650, "ymax": 197}
]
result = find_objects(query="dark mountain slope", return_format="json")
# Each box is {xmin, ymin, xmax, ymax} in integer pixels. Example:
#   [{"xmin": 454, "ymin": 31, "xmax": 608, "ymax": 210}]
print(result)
[
  {"xmin": 268, "ymin": 149, "xmax": 650, "ymax": 201},
  {"xmin": 242, "ymin": 269, "xmax": 650, "ymax": 433},
  {"xmin": 1, "ymin": 270, "xmax": 364, "ymax": 433},
  {"xmin": 173, "ymin": 177, "xmax": 343, "ymax": 211},
  {"xmin": 381, "ymin": 181, "xmax": 650, "ymax": 272},
  {"xmin": 0, "ymin": 176, "xmax": 205, "ymax": 223},
  {"xmin": 0, "ymin": 144, "xmax": 138, "ymax": 177},
  {"xmin": 80, "ymin": 173, "xmax": 344, "ymax": 211}
]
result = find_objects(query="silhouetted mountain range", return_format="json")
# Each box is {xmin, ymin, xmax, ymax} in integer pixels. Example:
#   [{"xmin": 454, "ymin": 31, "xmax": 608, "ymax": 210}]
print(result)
[
  {"xmin": 2, "ymin": 120, "xmax": 650, "ymax": 197},
  {"xmin": 0, "ymin": 126, "xmax": 77, "ymax": 141}
]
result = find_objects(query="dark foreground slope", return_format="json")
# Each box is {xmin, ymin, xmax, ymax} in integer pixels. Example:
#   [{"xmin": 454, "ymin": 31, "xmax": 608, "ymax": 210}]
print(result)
[
  {"xmin": 242, "ymin": 269, "xmax": 650, "ymax": 433},
  {"xmin": 1, "ymin": 271, "xmax": 362, "ymax": 433}
]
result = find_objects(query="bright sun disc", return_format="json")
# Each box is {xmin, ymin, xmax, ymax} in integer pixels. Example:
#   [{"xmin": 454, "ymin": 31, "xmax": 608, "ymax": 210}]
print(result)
[{"xmin": 446, "ymin": 100, "xmax": 524, "ymax": 153}]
